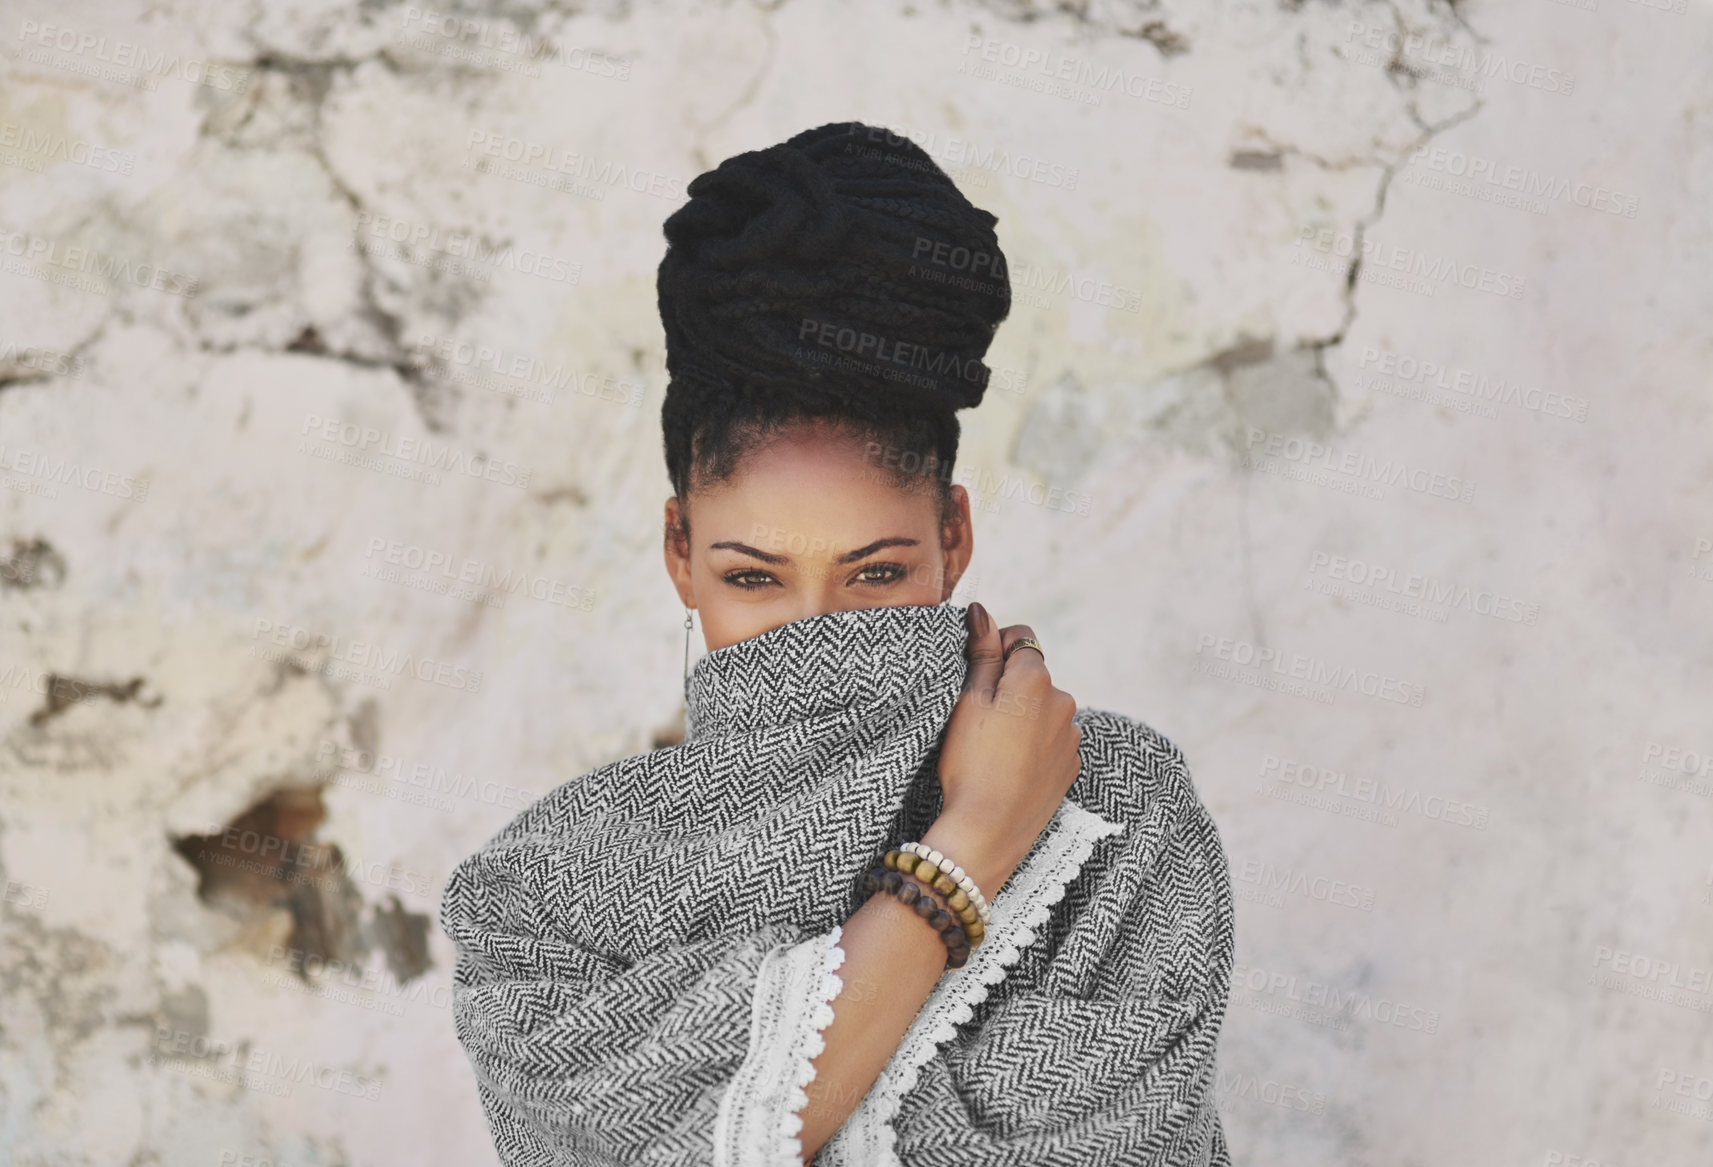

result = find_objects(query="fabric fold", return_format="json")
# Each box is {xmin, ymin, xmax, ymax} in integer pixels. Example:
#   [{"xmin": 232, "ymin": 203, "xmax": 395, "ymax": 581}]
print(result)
[
  {"xmin": 817, "ymin": 799, "xmax": 1126, "ymax": 1166},
  {"xmin": 713, "ymin": 925, "xmax": 848, "ymax": 1166},
  {"xmin": 440, "ymin": 600, "xmax": 1234, "ymax": 1167}
]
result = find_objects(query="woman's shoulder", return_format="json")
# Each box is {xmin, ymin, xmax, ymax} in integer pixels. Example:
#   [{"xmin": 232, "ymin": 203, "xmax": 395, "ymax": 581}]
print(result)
[{"xmin": 1067, "ymin": 706, "xmax": 1214, "ymax": 834}]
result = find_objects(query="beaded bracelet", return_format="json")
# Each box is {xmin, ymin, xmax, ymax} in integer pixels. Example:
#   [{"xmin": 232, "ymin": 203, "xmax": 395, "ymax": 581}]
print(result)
[
  {"xmin": 860, "ymin": 866, "xmax": 971, "ymax": 969},
  {"xmin": 899, "ymin": 841, "xmax": 991, "ymax": 926},
  {"xmin": 884, "ymin": 849, "xmax": 986, "ymax": 950}
]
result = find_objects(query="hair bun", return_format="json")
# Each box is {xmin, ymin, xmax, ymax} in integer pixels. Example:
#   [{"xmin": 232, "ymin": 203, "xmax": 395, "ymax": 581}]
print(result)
[
  {"xmin": 658, "ymin": 121, "xmax": 1010, "ymax": 420},
  {"xmin": 666, "ymin": 146, "xmax": 852, "ymax": 270}
]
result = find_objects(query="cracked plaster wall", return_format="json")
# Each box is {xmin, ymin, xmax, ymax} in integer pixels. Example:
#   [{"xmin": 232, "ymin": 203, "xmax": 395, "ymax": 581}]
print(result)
[{"xmin": 1, "ymin": 0, "xmax": 1709, "ymax": 1164}]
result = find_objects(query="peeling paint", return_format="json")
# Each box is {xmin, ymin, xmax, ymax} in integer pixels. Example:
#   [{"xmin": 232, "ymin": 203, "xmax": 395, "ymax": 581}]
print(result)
[{"xmin": 0, "ymin": 537, "xmax": 67, "ymax": 591}]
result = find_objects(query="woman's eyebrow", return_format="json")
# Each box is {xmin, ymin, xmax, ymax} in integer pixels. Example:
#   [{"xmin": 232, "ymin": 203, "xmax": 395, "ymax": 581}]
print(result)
[
  {"xmin": 708, "ymin": 536, "xmax": 920, "ymax": 565},
  {"xmin": 835, "ymin": 536, "xmax": 919, "ymax": 564},
  {"xmin": 709, "ymin": 541, "xmax": 787, "ymax": 565}
]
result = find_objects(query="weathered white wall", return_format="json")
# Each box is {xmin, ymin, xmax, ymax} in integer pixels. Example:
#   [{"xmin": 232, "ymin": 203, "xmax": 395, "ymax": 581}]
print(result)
[{"xmin": 2, "ymin": 0, "xmax": 1709, "ymax": 1163}]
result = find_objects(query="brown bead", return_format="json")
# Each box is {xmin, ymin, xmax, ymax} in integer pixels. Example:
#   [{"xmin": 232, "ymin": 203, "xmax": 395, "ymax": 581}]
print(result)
[
  {"xmin": 861, "ymin": 872, "xmax": 879, "ymax": 894},
  {"xmin": 931, "ymin": 909, "xmax": 958, "ymax": 934},
  {"xmin": 946, "ymin": 946, "xmax": 970, "ymax": 969},
  {"xmin": 896, "ymin": 853, "xmax": 918, "ymax": 876},
  {"xmin": 912, "ymin": 893, "xmax": 938, "ymax": 919},
  {"xmin": 880, "ymin": 870, "xmax": 903, "ymax": 894},
  {"xmin": 883, "ymin": 850, "xmax": 899, "ymax": 870},
  {"xmin": 947, "ymin": 889, "xmax": 970, "ymax": 912},
  {"xmin": 896, "ymin": 880, "xmax": 921, "ymax": 906},
  {"xmin": 933, "ymin": 872, "xmax": 957, "ymax": 897}
]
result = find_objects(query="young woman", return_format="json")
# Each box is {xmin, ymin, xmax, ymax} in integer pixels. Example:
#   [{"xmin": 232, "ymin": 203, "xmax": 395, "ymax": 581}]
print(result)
[{"xmin": 441, "ymin": 121, "xmax": 1234, "ymax": 1166}]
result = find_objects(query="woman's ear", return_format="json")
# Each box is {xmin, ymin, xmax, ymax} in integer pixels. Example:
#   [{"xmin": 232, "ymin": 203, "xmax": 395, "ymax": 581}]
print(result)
[
  {"xmin": 663, "ymin": 496, "xmax": 695, "ymax": 607},
  {"xmin": 938, "ymin": 484, "xmax": 974, "ymax": 601}
]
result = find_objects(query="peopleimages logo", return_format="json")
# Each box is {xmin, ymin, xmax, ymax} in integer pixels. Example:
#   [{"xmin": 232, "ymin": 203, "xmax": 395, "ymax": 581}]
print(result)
[
  {"xmin": 1293, "ymin": 225, "xmax": 1526, "ymax": 300},
  {"xmin": 410, "ymin": 331, "xmax": 644, "ymax": 408},
  {"xmin": 359, "ymin": 536, "xmax": 596, "ymax": 612},
  {"xmin": 397, "ymin": 7, "xmax": 633, "ymax": 78},
  {"xmin": 350, "ymin": 211, "xmax": 580, "ymax": 284},
  {"xmin": 152, "ymin": 1026, "xmax": 382, "ymax": 1100},
  {"xmin": 300, "ymin": 413, "xmax": 531, "ymax": 488},
  {"xmin": 312, "ymin": 739, "xmax": 535, "ymax": 812},
  {"xmin": 0, "ymin": 226, "xmax": 200, "ymax": 296},
  {"xmin": 1230, "ymin": 961, "xmax": 1441, "ymax": 1033},
  {"xmin": 0, "ymin": 121, "xmax": 136, "ymax": 174},
  {"xmin": 1641, "ymin": 740, "xmax": 1713, "ymax": 778},
  {"xmin": 1356, "ymin": 347, "xmax": 1589, "ymax": 422},
  {"xmin": 2, "ymin": 878, "xmax": 48, "ymax": 911},
  {"xmin": 188, "ymin": 826, "xmax": 435, "ymax": 899},
  {"xmin": 958, "ymin": 34, "xmax": 1192, "ymax": 108},
  {"xmin": 16, "ymin": 19, "xmax": 252, "ymax": 92},
  {"xmin": 842, "ymin": 122, "xmax": 1081, "ymax": 191},
  {"xmin": 1196, "ymin": 632, "xmax": 1427, "ymax": 707},
  {"xmin": 1235, "ymin": 859, "xmax": 1376, "ymax": 911},
  {"xmin": 1405, "ymin": 145, "xmax": 1639, "ymax": 218},
  {"xmin": 1244, "ymin": 427, "xmax": 1476, "ymax": 504},
  {"xmin": 0, "ymin": 444, "xmax": 151, "ymax": 500},
  {"xmin": 464, "ymin": 131, "xmax": 684, "ymax": 199},
  {"xmin": 0, "ymin": 342, "xmax": 87, "ymax": 379},
  {"xmin": 250, "ymin": 618, "xmax": 485, "ymax": 693},
  {"xmin": 1306, "ymin": 551, "xmax": 1540, "ymax": 625},
  {"xmin": 1343, "ymin": 22, "xmax": 1576, "ymax": 95},
  {"xmin": 798, "ymin": 316, "xmax": 988, "ymax": 387},
  {"xmin": 1258, "ymin": 754, "xmax": 1490, "ymax": 829},
  {"xmin": 1585, "ymin": 949, "xmax": 1713, "ymax": 1023},
  {"xmin": 1215, "ymin": 1070, "xmax": 1328, "ymax": 1115}
]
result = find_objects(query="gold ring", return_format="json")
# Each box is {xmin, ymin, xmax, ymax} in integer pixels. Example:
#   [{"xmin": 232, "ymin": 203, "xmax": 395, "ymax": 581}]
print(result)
[{"xmin": 1003, "ymin": 636, "xmax": 1044, "ymax": 663}]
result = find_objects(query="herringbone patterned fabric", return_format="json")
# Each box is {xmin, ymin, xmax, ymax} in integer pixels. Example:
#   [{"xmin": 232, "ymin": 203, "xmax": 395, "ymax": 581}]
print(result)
[{"xmin": 440, "ymin": 601, "xmax": 1234, "ymax": 1165}]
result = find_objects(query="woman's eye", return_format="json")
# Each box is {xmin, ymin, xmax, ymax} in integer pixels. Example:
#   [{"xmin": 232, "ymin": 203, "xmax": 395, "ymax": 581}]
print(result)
[
  {"xmin": 854, "ymin": 563, "xmax": 906, "ymax": 585},
  {"xmin": 722, "ymin": 563, "xmax": 906, "ymax": 589}
]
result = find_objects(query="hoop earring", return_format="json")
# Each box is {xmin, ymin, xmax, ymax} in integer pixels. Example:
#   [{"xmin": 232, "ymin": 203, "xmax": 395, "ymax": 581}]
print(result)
[{"xmin": 683, "ymin": 607, "xmax": 695, "ymax": 682}]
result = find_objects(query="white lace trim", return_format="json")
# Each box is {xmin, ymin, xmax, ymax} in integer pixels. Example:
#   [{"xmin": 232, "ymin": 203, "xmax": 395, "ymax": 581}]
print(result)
[
  {"xmin": 817, "ymin": 800, "xmax": 1125, "ymax": 1167},
  {"xmin": 714, "ymin": 924, "xmax": 847, "ymax": 1166}
]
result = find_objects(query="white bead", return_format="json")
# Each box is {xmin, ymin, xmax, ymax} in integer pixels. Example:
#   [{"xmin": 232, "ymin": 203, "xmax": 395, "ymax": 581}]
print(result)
[
  {"xmin": 926, "ymin": 849, "xmax": 944, "ymax": 866},
  {"xmin": 949, "ymin": 865, "xmax": 965, "ymax": 883}
]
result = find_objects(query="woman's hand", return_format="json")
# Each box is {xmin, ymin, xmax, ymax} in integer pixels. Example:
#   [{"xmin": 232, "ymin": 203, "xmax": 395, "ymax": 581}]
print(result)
[{"xmin": 920, "ymin": 602, "xmax": 1083, "ymax": 898}]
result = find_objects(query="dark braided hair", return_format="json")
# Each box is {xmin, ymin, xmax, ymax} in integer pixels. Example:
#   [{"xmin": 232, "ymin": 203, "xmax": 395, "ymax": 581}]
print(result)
[{"xmin": 658, "ymin": 121, "xmax": 1011, "ymax": 537}]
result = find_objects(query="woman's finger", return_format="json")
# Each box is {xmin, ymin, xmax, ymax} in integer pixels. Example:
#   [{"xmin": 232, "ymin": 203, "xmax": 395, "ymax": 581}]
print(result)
[
  {"xmin": 961, "ymin": 602, "xmax": 1004, "ymax": 704},
  {"xmin": 997, "ymin": 623, "xmax": 1048, "ymax": 682}
]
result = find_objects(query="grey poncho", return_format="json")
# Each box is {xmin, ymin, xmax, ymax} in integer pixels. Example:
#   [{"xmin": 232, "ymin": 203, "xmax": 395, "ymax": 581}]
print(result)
[{"xmin": 440, "ymin": 601, "xmax": 1234, "ymax": 1165}]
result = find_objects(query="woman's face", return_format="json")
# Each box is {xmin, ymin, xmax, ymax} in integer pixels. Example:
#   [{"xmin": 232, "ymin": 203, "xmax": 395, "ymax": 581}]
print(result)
[{"xmin": 663, "ymin": 420, "xmax": 974, "ymax": 653}]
